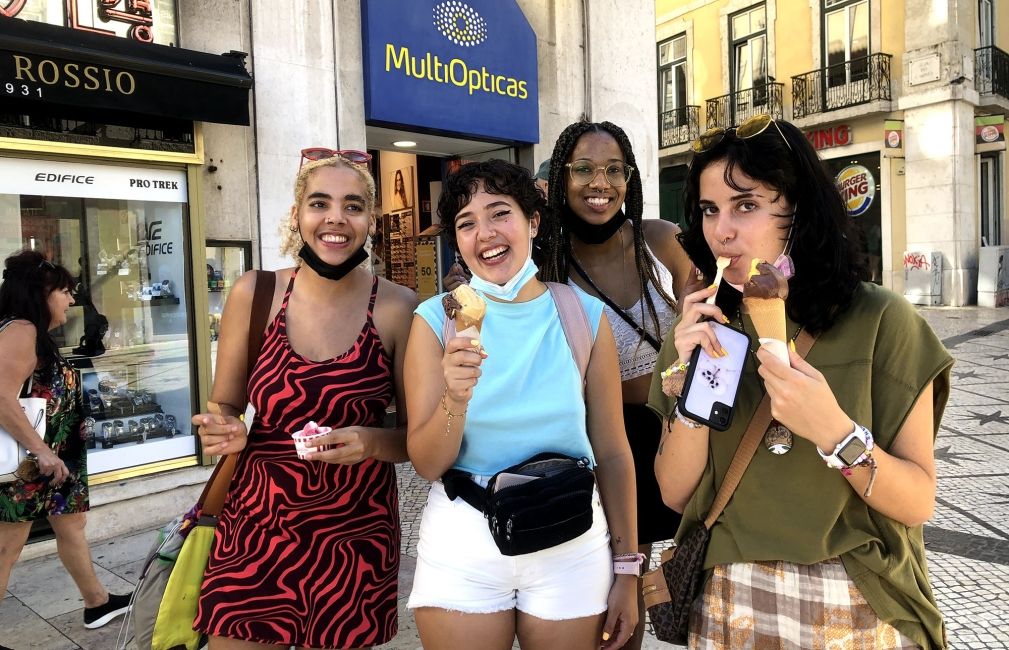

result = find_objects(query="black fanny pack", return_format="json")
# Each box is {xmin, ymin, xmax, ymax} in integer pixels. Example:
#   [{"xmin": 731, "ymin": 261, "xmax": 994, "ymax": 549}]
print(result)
[{"xmin": 442, "ymin": 452, "xmax": 595, "ymax": 556}]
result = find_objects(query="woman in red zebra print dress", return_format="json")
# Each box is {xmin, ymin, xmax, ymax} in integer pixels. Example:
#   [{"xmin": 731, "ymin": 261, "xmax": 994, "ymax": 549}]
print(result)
[{"xmin": 192, "ymin": 150, "xmax": 417, "ymax": 649}]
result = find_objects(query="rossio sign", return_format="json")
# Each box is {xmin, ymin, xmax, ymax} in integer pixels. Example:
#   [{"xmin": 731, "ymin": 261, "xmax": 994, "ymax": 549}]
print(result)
[{"xmin": 361, "ymin": 0, "xmax": 539, "ymax": 144}]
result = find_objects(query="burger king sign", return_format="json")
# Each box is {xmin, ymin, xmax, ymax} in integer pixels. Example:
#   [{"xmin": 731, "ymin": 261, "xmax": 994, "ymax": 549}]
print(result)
[{"xmin": 836, "ymin": 164, "xmax": 875, "ymax": 217}]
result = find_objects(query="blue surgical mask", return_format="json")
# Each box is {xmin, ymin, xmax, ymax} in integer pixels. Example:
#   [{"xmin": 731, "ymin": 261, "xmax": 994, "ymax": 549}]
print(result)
[{"xmin": 468, "ymin": 245, "xmax": 539, "ymax": 302}]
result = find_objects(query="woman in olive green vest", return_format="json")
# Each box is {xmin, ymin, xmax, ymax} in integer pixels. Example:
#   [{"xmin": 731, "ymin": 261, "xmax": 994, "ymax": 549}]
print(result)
[{"xmin": 649, "ymin": 115, "xmax": 953, "ymax": 649}]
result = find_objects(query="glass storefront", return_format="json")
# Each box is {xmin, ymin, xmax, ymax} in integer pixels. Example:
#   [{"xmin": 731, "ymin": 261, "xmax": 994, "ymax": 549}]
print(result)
[
  {"xmin": 206, "ymin": 240, "xmax": 251, "ymax": 376},
  {"xmin": 0, "ymin": 156, "xmax": 196, "ymax": 476}
]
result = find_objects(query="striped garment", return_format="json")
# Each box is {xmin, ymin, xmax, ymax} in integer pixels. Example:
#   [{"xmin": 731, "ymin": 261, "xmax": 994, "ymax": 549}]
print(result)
[
  {"xmin": 689, "ymin": 558, "xmax": 919, "ymax": 649},
  {"xmin": 195, "ymin": 270, "xmax": 399, "ymax": 648}
]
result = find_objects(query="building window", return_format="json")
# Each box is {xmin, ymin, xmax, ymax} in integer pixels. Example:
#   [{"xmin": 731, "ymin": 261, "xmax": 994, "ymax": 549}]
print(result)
[
  {"xmin": 824, "ymin": 0, "xmax": 869, "ymax": 87},
  {"xmin": 980, "ymin": 154, "xmax": 1003, "ymax": 246},
  {"xmin": 979, "ymin": 0, "xmax": 994, "ymax": 48},
  {"xmin": 730, "ymin": 4, "xmax": 768, "ymax": 110},
  {"xmin": 658, "ymin": 35, "xmax": 688, "ymax": 123},
  {"xmin": 3, "ymin": 0, "xmax": 178, "ymax": 45}
]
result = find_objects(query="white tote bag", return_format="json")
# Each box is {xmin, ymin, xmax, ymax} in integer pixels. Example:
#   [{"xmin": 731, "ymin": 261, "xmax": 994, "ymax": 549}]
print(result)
[{"xmin": 0, "ymin": 376, "xmax": 47, "ymax": 483}]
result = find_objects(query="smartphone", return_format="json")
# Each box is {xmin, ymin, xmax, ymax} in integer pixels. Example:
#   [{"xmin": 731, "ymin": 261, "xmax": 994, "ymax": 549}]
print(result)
[{"xmin": 679, "ymin": 322, "xmax": 751, "ymax": 431}]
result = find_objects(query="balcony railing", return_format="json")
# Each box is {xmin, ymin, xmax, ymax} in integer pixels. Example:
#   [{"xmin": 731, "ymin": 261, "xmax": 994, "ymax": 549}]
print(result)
[
  {"xmin": 705, "ymin": 82, "xmax": 784, "ymax": 130},
  {"xmin": 791, "ymin": 53, "xmax": 892, "ymax": 119},
  {"xmin": 975, "ymin": 46, "xmax": 1009, "ymax": 98},
  {"xmin": 659, "ymin": 105, "xmax": 700, "ymax": 148}
]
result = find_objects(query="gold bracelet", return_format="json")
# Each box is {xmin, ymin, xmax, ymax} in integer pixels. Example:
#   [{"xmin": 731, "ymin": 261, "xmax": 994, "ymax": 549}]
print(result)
[{"xmin": 440, "ymin": 390, "xmax": 466, "ymax": 437}]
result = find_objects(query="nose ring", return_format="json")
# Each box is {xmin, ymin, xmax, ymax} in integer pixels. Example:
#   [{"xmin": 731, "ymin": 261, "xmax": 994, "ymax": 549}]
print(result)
[{"xmin": 720, "ymin": 237, "xmax": 730, "ymax": 245}]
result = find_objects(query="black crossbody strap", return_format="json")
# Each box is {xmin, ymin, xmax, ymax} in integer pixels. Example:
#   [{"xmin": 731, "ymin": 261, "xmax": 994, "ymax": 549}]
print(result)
[
  {"xmin": 569, "ymin": 257, "xmax": 662, "ymax": 352},
  {"xmin": 442, "ymin": 469, "xmax": 488, "ymax": 510}
]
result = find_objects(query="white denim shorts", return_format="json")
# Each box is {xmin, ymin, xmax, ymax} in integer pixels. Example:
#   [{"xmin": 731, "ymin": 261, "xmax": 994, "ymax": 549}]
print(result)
[{"xmin": 407, "ymin": 479, "xmax": 613, "ymax": 620}]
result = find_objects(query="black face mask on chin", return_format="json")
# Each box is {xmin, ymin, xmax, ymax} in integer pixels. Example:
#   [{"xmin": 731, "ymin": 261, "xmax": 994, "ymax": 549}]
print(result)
[
  {"xmin": 298, "ymin": 243, "xmax": 369, "ymax": 281},
  {"xmin": 562, "ymin": 206, "xmax": 628, "ymax": 245}
]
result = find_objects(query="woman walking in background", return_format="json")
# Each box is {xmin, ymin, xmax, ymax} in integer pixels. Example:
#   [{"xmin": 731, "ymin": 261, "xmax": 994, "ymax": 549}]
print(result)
[{"xmin": 0, "ymin": 250, "xmax": 131, "ymax": 630}]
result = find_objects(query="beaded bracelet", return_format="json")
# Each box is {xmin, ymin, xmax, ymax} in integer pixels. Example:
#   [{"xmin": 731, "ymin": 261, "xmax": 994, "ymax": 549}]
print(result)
[
  {"xmin": 440, "ymin": 390, "xmax": 466, "ymax": 437},
  {"xmin": 674, "ymin": 404, "xmax": 705, "ymax": 429}
]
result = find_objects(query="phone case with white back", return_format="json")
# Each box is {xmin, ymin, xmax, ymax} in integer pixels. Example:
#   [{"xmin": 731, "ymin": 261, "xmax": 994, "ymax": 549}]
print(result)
[{"xmin": 679, "ymin": 322, "xmax": 751, "ymax": 431}]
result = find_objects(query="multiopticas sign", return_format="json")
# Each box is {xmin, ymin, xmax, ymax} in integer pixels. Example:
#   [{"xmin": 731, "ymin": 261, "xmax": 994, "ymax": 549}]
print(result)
[
  {"xmin": 385, "ymin": 45, "xmax": 528, "ymax": 99},
  {"xmin": 362, "ymin": 0, "xmax": 538, "ymax": 143}
]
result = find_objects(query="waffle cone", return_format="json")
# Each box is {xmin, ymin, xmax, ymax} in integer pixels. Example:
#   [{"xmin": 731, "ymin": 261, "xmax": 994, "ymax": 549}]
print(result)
[
  {"xmin": 743, "ymin": 297, "xmax": 786, "ymax": 342},
  {"xmin": 455, "ymin": 315, "xmax": 483, "ymax": 342}
]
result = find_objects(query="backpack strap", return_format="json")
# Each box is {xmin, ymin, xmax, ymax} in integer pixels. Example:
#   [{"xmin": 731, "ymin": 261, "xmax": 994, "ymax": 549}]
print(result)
[
  {"xmin": 545, "ymin": 282, "xmax": 592, "ymax": 383},
  {"xmin": 439, "ymin": 283, "xmax": 593, "ymax": 384}
]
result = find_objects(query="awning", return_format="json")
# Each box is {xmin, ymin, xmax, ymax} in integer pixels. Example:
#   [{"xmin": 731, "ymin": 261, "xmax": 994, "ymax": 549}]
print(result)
[{"xmin": 0, "ymin": 17, "xmax": 253, "ymax": 126}]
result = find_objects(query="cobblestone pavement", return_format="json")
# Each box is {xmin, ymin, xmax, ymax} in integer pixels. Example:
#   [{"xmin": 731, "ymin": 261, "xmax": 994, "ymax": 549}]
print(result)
[{"xmin": 2, "ymin": 307, "xmax": 1008, "ymax": 649}]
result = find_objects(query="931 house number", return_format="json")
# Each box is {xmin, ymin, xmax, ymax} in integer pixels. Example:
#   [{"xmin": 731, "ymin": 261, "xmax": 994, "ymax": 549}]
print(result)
[{"xmin": 4, "ymin": 82, "xmax": 43, "ymax": 98}]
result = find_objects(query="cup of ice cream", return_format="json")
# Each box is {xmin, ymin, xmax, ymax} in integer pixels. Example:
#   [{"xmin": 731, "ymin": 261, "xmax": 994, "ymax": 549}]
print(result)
[{"xmin": 292, "ymin": 421, "xmax": 332, "ymax": 459}]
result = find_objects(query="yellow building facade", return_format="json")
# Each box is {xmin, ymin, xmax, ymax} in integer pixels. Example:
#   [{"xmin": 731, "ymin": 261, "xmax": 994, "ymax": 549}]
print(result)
[{"xmin": 657, "ymin": 0, "xmax": 1009, "ymax": 306}]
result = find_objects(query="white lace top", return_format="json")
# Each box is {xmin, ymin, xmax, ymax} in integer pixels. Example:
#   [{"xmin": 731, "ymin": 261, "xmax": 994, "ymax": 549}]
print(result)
[{"xmin": 570, "ymin": 243, "xmax": 677, "ymax": 381}]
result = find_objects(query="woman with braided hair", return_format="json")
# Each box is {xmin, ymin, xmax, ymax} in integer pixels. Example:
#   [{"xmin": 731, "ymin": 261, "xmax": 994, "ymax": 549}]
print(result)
[{"xmin": 539, "ymin": 120, "xmax": 691, "ymax": 650}]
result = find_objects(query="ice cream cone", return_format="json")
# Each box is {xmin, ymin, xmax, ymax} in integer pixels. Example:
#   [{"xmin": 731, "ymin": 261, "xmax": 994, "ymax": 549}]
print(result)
[
  {"xmin": 444, "ymin": 284, "xmax": 486, "ymax": 344},
  {"xmin": 455, "ymin": 315, "xmax": 483, "ymax": 341},
  {"xmin": 744, "ymin": 297, "xmax": 786, "ymax": 341}
]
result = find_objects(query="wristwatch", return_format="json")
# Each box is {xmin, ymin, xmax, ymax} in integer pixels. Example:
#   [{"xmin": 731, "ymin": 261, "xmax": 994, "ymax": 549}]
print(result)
[
  {"xmin": 613, "ymin": 552, "xmax": 646, "ymax": 576},
  {"xmin": 817, "ymin": 422, "xmax": 874, "ymax": 469}
]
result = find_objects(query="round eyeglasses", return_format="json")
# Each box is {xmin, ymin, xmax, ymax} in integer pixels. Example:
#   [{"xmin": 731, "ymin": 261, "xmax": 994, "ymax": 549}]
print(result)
[{"xmin": 565, "ymin": 161, "xmax": 634, "ymax": 187}]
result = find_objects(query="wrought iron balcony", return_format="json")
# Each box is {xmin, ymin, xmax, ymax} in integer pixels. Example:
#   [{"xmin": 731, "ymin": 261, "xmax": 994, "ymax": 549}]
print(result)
[
  {"xmin": 705, "ymin": 82, "xmax": 784, "ymax": 130},
  {"xmin": 659, "ymin": 105, "xmax": 700, "ymax": 148},
  {"xmin": 975, "ymin": 46, "xmax": 1009, "ymax": 99},
  {"xmin": 791, "ymin": 53, "xmax": 892, "ymax": 119}
]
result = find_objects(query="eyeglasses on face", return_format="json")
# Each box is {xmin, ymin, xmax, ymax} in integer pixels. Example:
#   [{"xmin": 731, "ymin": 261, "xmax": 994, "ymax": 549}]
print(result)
[
  {"xmin": 299, "ymin": 148, "xmax": 372, "ymax": 169},
  {"xmin": 565, "ymin": 160, "xmax": 635, "ymax": 187},
  {"xmin": 690, "ymin": 114, "xmax": 793, "ymax": 154}
]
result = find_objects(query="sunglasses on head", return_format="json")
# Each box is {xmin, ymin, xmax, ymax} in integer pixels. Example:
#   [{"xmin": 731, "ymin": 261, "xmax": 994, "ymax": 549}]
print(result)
[
  {"xmin": 691, "ymin": 114, "xmax": 793, "ymax": 154},
  {"xmin": 299, "ymin": 148, "xmax": 372, "ymax": 169}
]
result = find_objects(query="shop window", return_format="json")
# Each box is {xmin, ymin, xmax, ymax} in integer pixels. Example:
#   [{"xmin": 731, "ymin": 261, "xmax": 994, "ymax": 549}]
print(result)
[
  {"xmin": 206, "ymin": 241, "xmax": 252, "ymax": 375},
  {"xmin": 0, "ymin": 157, "xmax": 197, "ymax": 477},
  {"xmin": 980, "ymin": 154, "xmax": 1003, "ymax": 246},
  {"xmin": 4, "ymin": 0, "xmax": 178, "ymax": 45}
]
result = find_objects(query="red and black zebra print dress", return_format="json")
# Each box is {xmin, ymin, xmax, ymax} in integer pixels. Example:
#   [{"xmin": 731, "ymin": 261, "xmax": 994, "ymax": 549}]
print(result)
[{"xmin": 195, "ymin": 269, "xmax": 399, "ymax": 648}]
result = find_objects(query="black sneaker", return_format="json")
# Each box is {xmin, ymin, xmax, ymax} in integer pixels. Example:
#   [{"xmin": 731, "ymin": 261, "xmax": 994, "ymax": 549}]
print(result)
[{"xmin": 83, "ymin": 592, "xmax": 132, "ymax": 629}]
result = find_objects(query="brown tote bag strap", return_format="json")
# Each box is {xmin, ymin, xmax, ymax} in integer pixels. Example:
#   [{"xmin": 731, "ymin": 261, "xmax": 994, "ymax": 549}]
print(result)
[
  {"xmin": 702, "ymin": 329, "xmax": 817, "ymax": 530},
  {"xmin": 199, "ymin": 270, "xmax": 276, "ymax": 517}
]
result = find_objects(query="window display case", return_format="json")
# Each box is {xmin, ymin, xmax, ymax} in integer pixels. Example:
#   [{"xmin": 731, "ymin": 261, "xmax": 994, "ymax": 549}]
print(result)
[{"xmin": 0, "ymin": 157, "xmax": 197, "ymax": 477}]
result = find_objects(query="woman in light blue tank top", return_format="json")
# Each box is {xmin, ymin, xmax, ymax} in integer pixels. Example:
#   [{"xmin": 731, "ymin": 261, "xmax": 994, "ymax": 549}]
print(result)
[{"xmin": 403, "ymin": 160, "xmax": 639, "ymax": 649}]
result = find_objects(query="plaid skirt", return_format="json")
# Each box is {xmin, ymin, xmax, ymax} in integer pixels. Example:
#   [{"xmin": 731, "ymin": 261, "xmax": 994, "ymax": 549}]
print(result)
[{"xmin": 689, "ymin": 558, "xmax": 920, "ymax": 649}]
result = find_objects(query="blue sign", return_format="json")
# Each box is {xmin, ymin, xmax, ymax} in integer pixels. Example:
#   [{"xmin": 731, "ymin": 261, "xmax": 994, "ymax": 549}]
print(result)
[{"xmin": 361, "ymin": 0, "xmax": 539, "ymax": 144}]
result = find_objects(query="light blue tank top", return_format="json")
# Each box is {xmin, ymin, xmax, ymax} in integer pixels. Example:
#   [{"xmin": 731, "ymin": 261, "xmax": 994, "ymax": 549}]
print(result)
[{"xmin": 415, "ymin": 285, "xmax": 604, "ymax": 475}]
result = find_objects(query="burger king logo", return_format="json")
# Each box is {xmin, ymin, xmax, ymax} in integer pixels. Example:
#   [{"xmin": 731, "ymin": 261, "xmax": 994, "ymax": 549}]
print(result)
[{"xmin": 836, "ymin": 165, "xmax": 875, "ymax": 217}]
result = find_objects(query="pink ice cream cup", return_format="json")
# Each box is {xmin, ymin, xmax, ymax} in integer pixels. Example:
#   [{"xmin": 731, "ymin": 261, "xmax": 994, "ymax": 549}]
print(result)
[{"xmin": 292, "ymin": 421, "xmax": 332, "ymax": 459}]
